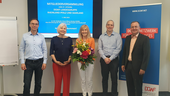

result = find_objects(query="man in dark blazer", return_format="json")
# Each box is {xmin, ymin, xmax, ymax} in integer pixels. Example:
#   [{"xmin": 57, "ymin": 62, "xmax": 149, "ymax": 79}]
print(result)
[{"xmin": 121, "ymin": 21, "xmax": 150, "ymax": 96}]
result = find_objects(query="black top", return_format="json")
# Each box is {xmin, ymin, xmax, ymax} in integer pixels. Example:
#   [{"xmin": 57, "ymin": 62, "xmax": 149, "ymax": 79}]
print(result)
[{"xmin": 50, "ymin": 36, "xmax": 73, "ymax": 63}]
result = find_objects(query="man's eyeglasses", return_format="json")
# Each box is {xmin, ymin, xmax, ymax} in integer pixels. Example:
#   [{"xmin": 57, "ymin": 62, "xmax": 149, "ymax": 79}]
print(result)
[{"xmin": 30, "ymin": 23, "xmax": 39, "ymax": 25}]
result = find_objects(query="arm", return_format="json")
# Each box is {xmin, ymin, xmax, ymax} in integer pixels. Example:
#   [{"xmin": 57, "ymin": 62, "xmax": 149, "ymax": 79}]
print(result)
[
  {"xmin": 42, "ymin": 36, "xmax": 47, "ymax": 64},
  {"xmin": 122, "ymin": 37, "xmax": 128, "ymax": 66},
  {"xmin": 98, "ymin": 36, "xmax": 110, "ymax": 64},
  {"xmin": 141, "ymin": 37, "xmax": 150, "ymax": 71},
  {"xmin": 64, "ymin": 38, "xmax": 73, "ymax": 64},
  {"xmin": 41, "ymin": 36, "xmax": 47, "ymax": 70},
  {"xmin": 50, "ymin": 38, "xmax": 64, "ymax": 66},
  {"xmin": 98, "ymin": 35, "xmax": 106, "ymax": 59},
  {"xmin": 110, "ymin": 34, "xmax": 122, "ymax": 60},
  {"xmin": 121, "ymin": 37, "xmax": 128, "ymax": 72},
  {"xmin": 19, "ymin": 35, "xmax": 25, "ymax": 64},
  {"xmin": 19, "ymin": 35, "xmax": 26, "ymax": 70},
  {"xmin": 91, "ymin": 38, "xmax": 95, "ymax": 51}
]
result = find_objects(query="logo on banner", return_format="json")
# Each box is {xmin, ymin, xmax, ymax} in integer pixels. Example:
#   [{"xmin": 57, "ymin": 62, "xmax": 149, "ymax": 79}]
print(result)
[
  {"xmin": 143, "ymin": 85, "xmax": 158, "ymax": 96},
  {"xmin": 121, "ymin": 28, "xmax": 158, "ymax": 39},
  {"xmin": 145, "ymin": 86, "xmax": 156, "ymax": 92}
]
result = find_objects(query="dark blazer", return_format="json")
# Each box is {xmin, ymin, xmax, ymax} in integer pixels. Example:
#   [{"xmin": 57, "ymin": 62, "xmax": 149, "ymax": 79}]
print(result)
[{"xmin": 122, "ymin": 33, "xmax": 150, "ymax": 72}]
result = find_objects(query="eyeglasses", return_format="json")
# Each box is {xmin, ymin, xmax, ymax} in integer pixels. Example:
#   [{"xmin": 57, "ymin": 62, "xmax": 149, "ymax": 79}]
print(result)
[{"xmin": 30, "ymin": 23, "xmax": 39, "ymax": 25}]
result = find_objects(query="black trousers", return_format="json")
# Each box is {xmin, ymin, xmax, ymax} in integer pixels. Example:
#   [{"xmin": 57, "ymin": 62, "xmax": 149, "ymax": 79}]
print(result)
[
  {"xmin": 100, "ymin": 57, "xmax": 119, "ymax": 96},
  {"xmin": 125, "ymin": 61, "xmax": 143, "ymax": 96},
  {"xmin": 23, "ymin": 58, "xmax": 43, "ymax": 96}
]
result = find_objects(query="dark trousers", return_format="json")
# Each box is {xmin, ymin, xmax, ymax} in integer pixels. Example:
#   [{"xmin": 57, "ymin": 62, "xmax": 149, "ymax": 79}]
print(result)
[
  {"xmin": 125, "ymin": 61, "xmax": 143, "ymax": 96},
  {"xmin": 23, "ymin": 58, "xmax": 43, "ymax": 96},
  {"xmin": 100, "ymin": 57, "xmax": 119, "ymax": 96}
]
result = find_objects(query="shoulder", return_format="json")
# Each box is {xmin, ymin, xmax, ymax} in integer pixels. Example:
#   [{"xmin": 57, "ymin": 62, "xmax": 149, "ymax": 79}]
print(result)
[
  {"xmin": 139, "ymin": 34, "xmax": 149, "ymax": 41},
  {"xmin": 51, "ymin": 36, "xmax": 58, "ymax": 41},
  {"xmin": 23, "ymin": 32, "xmax": 30, "ymax": 36},
  {"xmin": 65, "ymin": 36, "xmax": 72, "ymax": 39},
  {"xmin": 113, "ymin": 31, "xmax": 121, "ymax": 37},
  {"xmin": 99, "ymin": 33, "xmax": 105, "ymax": 39},
  {"xmin": 125, "ymin": 34, "xmax": 131, "ymax": 39},
  {"xmin": 37, "ymin": 33, "xmax": 45, "ymax": 38},
  {"xmin": 140, "ymin": 33, "xmax": 149, "ymax": 38},
  {"xmin": 22, "ymin": 32, "xmax": 31, "ymax": 40}
]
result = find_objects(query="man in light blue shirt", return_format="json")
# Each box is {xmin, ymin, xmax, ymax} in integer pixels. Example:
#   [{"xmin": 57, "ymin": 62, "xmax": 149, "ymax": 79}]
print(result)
[
  {"xmin": 19, "ymin": 19, "xmax": 47, "ymax": 96},
  {"xmin": 98, "ymin": 20, "xmax": 122, "ymax": 96}
]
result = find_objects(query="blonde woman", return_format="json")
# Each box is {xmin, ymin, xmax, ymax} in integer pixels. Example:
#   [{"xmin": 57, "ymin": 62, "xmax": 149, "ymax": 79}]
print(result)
[
  {"xmin": 50, "ymin": 23, "xmax": 73, "ymax": 96},
  {"xmin": 76, "ymin": 25, "xmax": 95, "ymax": 96}
]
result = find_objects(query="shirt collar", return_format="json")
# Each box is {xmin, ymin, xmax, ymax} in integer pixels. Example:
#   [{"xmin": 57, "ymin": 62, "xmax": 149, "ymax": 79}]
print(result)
[
  {"xmin": 104, "ymin": 31, "xmax": 114, "ymax": 36},
  {"xmin": 131, "ymin": 33, "xmax": 139, "ymax": 38},
  {"xmin": 29, "ymin": 31, "xmax": 39, "ymax": 35}
]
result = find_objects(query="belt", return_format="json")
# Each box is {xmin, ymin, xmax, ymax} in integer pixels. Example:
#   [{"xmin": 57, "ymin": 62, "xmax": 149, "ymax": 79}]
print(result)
[
  {"xmin": 106, "ymin": 55, "xmax": 110, "ymax": 58},
  {"xmin": 26, "ymin": 58, "xmax": 43, "ymax": 62},
  {"xmin": 128, "ymin": 60, "xmax": 132, "ymax": 63}
]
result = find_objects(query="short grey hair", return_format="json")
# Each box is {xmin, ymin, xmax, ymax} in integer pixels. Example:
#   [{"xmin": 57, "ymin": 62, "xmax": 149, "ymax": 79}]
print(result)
[
  {"xmin": 106, "ymin": 20, "xmax": 114, "ymax": 26},
  {"xmin": 57, "ymin": 23, "xmax": 67, "ymax": 32}
]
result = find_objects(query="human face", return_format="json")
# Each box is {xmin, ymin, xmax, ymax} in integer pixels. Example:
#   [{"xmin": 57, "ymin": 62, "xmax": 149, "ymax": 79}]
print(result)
[
  {"xmin": 81, "ymin": 28, "xmax": 88, "ymax": 38},
  {"xmin": 106, "ymin": 21, "xmax": 114, "ymax": 32},
  {"xmin": 29, "ymin": 20, "xmax": 39, "ymax": 31},
  {"xmin": 58, "ymin": 26, "xmax": 66, "ymax": 35},
  {"xmin": 131, "ymin": 22, "xmax": 140, "ymax": 35}
]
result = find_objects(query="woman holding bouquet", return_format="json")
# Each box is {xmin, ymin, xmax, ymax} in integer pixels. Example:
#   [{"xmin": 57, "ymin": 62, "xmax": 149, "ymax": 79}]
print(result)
[
  {"xmin": 50, "ymin": 23, "xmax": 73, "ymax": 96},
  {"xmin": 76, "ymin": 25, "xmax": 95, "ymax": 96}
]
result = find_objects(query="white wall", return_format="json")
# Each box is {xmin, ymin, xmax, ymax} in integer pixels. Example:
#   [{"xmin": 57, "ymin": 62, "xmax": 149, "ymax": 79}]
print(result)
[
  {"xmin": 0, "ymin": 0, "xmax": 170, "ymax": 94},
  {"xmin": 159, "ymin": 0, "xmax": 170, "ymax": 91}
]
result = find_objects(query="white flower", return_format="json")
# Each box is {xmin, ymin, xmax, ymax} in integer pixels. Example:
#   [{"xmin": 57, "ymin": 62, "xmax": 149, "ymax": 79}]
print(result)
[
  {"xmin": 77, "ymin": 50, "xmax": 82, "ymax": 55},
  {"xmin": 83, "ymin": 42, "xmax": 86, "ymax": 46}
]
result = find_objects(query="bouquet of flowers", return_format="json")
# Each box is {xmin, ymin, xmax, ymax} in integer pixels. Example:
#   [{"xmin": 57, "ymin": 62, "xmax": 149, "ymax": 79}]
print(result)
[{"xmin": 72, "ymin": 39, "xmax": 96, "ymax": 70}]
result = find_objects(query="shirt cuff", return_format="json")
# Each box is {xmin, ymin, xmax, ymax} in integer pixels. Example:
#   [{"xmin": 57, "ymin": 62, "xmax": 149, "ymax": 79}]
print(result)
[
  {"xmin": 110, "ymin": 55, "xmax": 117, "ymax": 61},
  {"xmin": 102, "ymin": 55, "xmax": 106, "ymax": 60},
  {"xmin": 110, "ymin": 57, "xmax": 113, "ymax": 61},
  {"xmin": 43, "ymin": 59, "xmax": 47, "ymax": 64},
  {"xmin": 20, "ymin": 59, "xmax": 25, "ymax": 64}
]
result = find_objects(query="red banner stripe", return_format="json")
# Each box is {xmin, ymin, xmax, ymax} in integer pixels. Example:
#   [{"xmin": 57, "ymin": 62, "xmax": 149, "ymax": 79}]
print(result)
[
  {"xmin": 126, "ymin": 28, "xmax": 158, "ymax": 34},
  {"xmin": 121, "ymin": 33, "xmax": 131, "ymax": 38},
  {"xmin": 121, "ymin": 33, "xmax": 155, "ymax": 39}
]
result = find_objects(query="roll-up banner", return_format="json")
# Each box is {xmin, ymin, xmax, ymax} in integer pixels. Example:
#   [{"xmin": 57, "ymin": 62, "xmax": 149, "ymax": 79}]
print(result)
[{"xmin": 119, "ymin": 3, "xmax": 161, "ymax": 96}]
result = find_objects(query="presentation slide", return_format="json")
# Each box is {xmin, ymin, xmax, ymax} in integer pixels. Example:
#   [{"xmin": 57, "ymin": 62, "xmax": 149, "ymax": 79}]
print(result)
[{"xmin": 37, "ymin": 0, "xmax": 93, "ymax": 38}]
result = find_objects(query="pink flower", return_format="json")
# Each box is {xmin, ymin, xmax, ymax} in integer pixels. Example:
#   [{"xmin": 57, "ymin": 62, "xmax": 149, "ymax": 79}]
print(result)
[{"xmin": 73, "ymin": 48, "xmax": 78, "ymax": 53}]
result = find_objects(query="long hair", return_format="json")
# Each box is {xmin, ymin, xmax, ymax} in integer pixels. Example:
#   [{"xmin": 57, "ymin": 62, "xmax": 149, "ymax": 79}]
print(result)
[{"xmin": 78, "ymin": 25, "xmax": 91, "ymax": 39}]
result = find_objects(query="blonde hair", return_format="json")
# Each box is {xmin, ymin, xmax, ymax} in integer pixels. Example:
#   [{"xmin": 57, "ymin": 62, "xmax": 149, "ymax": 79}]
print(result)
[
  {"xmin": 78, "ymin": 25, "xmax": 91, "ymax": 39},
  {"xmin": 57, "ymin": 23, "xmax": 67, "ymax": 33}
]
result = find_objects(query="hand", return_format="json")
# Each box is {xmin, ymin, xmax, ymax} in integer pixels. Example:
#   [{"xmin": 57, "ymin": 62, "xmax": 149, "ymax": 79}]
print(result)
[
  {"xmin": 64, "ymin": 60, "xmax": 70, "ymax": 65},
  {"xmin": 139, "ymin": 69, "xmax": 145, "ymax": 75},
  {"xmin": 121, "ymin": 65, "xmax": 125, "ymax": 72},
  {"xmin": 21, "ymin": 64, "xmax": 27, "ymax": 70},
  {"xmin": 41, "ymin": 64, "xmax": 46, "ymax": 70},
  {"xmin": 104, "ymin": 58, "xmax": 111, "ymax": 64},
  {"xmin": 108, "ymin": 58, "xmax": 111, "ymax": 64},
  {"xmin": 55, "ymin": 61, "xmax": 65, "ymax": 66}
]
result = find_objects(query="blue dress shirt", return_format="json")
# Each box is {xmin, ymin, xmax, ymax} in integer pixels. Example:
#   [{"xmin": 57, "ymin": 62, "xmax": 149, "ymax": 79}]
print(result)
[
  {"xmin": 19, "ymin": 32, "xmax": 47, "ymax": 64},
  {"xmin": 98, "ymin": 31, "xmax": 122, "ymax": 60}
]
